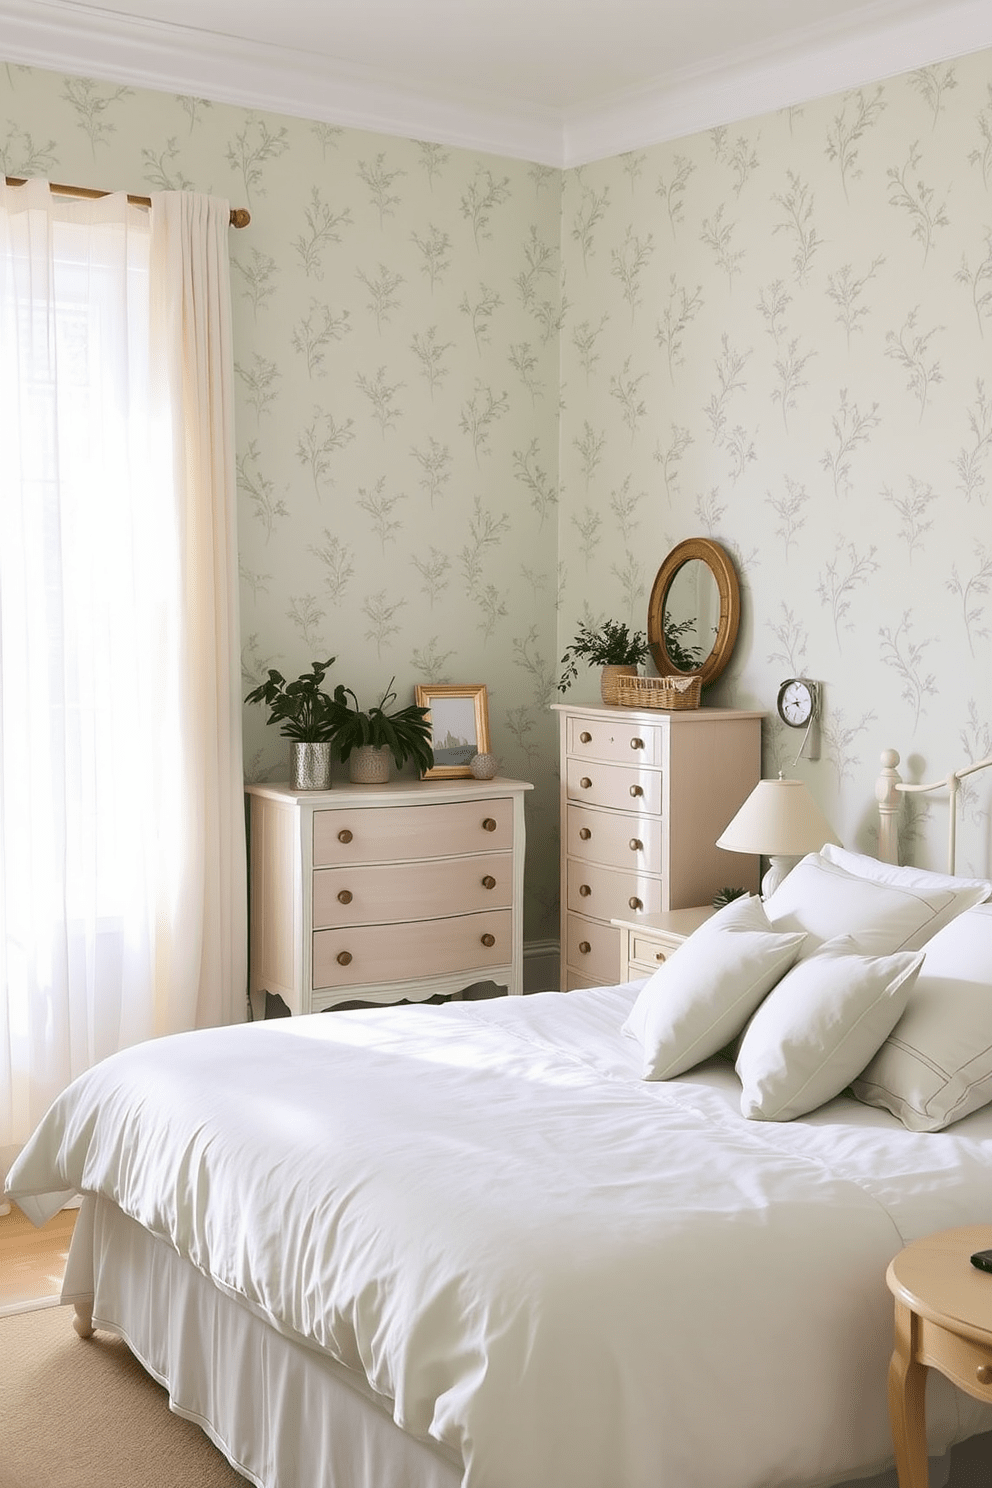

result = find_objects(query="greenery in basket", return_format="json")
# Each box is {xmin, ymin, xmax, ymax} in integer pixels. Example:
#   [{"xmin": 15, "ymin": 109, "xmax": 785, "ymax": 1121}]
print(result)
[
  {"xmin": 244, "ymin": 658, "xmax": 338, "ymax": 742},
  {"xmin": 327, "ymin": 678, "xmax": 435, "ymax": 774},
  {"xmin": 557, "ymin": 619, "xmax": 649, "ymax": 693}
]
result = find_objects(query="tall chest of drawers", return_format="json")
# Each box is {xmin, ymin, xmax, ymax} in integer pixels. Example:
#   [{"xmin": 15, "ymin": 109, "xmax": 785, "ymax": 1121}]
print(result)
[
  {"xmin": 553, "ymin": 703, "xmax": 762, "ymax": 991},
  {"xmin": 247, "ymin": 776, "xmax": 532, "ymax": 1013}
]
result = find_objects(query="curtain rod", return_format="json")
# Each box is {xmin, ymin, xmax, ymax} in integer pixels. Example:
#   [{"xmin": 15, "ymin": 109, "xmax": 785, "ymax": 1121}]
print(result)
[{"xmin": 4, "ymin": 176, "xmax": 250, "ymax": 228}]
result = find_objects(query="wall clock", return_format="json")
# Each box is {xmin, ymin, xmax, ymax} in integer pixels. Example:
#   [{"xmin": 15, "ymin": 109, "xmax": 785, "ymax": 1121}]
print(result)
[
  {"xmin": 776, "ymin": 678, "xmax": 820, "ymax": 762},
  {"xmin": 777, "ymin": 678, "xmax": 816, "ymax": 728}
]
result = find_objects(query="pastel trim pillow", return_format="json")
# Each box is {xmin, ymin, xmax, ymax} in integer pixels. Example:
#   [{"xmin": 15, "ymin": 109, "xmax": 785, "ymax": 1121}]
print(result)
[
  {"xmin": 762, "ymin": 852, "xmax": 971, "ymax": 956},
  {"xmin": 820, "ymin": 843, "xmax": 990, "ymax": 945},
  {"xmin": 736, "ymin": 935, "xmax": 924, "ymax": 1122},
  {"xmin": 623, "ymin": 911, "xmax": 806, "ymax": 1080},
  {"xmin": 853, "ymin": 903, "xmax": 992, "ymax": 1131}
]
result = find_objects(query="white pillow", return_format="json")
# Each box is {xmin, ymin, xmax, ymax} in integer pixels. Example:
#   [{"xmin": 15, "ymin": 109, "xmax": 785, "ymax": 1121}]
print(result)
[
  {"xmin": 736, "ymin": 935, "xmax": 924, "ymax": 1122},
  {"xmin": 852, "ymin": 903, "xmax": 992, "ymax": 1131},
  {"xmin": 622, "ymin": 918, "xmax": 806, "ymax": 1080},
  {"xmin": 820, "ymin": 843, "xmax": 991, "ymax": 942},
  {"xmin": 762, "ymin": 852, "xmax": 976, "ymax": 956}
]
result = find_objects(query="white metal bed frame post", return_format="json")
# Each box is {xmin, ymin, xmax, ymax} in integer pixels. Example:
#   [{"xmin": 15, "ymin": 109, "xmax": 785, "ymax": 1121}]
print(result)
[{"xmin": 876, "ymin": 749, "xmax": 992, "ymax": 874}]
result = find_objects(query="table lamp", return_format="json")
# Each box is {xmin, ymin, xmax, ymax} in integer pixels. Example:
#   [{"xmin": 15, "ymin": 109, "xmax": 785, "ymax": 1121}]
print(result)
[{"xmin": 716, "ymin": 777, "xmax": 840, "ymax": 897}]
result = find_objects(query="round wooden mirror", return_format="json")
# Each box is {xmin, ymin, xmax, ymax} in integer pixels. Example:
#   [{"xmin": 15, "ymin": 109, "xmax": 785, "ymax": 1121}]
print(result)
[{"xmin": 647, "ymin": 537, "xmax": 740, "ymax": 688}]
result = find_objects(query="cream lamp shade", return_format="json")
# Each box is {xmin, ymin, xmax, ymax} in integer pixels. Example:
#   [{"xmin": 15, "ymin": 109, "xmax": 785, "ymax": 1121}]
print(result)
[{"xmin": 716, "ymin": 777, "xmax": 841, "ymax": 897}]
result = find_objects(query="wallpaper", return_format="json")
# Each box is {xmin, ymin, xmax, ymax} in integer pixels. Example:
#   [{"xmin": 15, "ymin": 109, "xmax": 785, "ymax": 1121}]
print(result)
[
  {"xmin": 2, "ymin": 42, "xmax": 991, "ymax": 954},
  {"xmin": 559, "ymin": 54, "xmax": 992, "ymax": 880},
  {"xmin": 0, "ymin": 60, "xmax": 563, "ymax": 947}
]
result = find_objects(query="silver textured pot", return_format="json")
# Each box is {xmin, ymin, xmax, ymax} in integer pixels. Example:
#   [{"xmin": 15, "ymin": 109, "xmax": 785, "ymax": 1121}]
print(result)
[{"xmin": 291, "ymin": 741, "xmax": 332, "ymax": 791}]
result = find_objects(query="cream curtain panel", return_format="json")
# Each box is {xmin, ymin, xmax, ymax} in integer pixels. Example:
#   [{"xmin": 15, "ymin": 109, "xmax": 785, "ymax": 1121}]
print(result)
[{"xmin": 0, "ymin": 180, "xmax": 246, "ymax": 1183}]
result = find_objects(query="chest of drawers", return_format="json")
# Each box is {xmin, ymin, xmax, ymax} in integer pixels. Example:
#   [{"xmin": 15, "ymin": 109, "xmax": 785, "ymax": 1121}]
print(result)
[
  {"xmin": 553, "ymin": 703, "xmax": 762, "ymax": 990},
  {"xmin": 247, "ymin": 776, "xmax": 532, "ymax": 1013}
]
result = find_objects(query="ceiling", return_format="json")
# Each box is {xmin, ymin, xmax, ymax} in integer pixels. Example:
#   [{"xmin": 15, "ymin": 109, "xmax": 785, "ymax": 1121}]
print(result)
[{"xmin": 3, "ymin": 0, "xmax": 992, "ymax": 165}]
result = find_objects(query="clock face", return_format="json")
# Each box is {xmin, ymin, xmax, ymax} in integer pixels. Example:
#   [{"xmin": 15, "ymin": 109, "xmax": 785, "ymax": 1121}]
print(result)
[{"xmin": 778, "ymin": 678, "xmax": 814, "ymax": 728}]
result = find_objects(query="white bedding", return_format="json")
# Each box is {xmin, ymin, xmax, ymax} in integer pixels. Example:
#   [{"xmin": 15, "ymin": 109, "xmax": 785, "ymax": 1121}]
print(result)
[{"xmin": 9, "ymin": 984, "xmax": 992, "ymax": 1488}]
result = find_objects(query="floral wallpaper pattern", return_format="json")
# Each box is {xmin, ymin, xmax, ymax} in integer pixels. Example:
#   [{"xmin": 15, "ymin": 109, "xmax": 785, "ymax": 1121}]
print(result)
[
  {"xmin": 558, "ymin": 55, "xmax": 992, "ymax": 879},
  {"xmin": 0, "ymin": 60, "xmax": 563, "ymax": 948},
  {"xmin": 2, "ymin": 41, "xmax": 991, "ymax": 951}
]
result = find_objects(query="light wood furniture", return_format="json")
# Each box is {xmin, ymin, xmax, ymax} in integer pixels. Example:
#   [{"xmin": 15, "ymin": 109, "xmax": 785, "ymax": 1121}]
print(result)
[
  {"xmin": 554, "ymin": 703, "xmax": 762, "ymax": 991},
  {"xmin": 611, "ymin": 905, "xmax": 717, "ymax": 980},
  {"xmin": 886, "ymin": 1225, "xmax": 992, "ymax": 1488},
  {"xmin": 246, "ymin": 776, "xmax": 532, "ymax": 1012}
]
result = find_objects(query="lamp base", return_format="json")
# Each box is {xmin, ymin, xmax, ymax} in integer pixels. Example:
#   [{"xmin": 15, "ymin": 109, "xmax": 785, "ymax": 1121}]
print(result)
[{"xmin": 761, "ymin": 854, "xmax": 802, "ymax": 899}]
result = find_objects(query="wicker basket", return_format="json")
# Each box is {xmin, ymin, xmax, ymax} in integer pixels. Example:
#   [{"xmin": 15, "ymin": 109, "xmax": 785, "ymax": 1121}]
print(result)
[{"xmin": 616, "ymin": 674, "xmax": 702, "ymax": 711}]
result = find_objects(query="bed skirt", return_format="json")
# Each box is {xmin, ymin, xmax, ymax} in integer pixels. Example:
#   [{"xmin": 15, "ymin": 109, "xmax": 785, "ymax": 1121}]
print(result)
[
  {"xmin": 60, "ymin": 1194, "xmax": 991, "ymax": 1488},
  {"xmin": 63, "ymin": 1194, "xmax": 461, "ymax": 1488}
]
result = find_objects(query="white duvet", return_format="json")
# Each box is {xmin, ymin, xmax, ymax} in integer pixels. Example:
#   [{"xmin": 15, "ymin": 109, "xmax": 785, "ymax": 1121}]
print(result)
[{"xmin": 8, "ymin": 984, "xmax": 992, "ymax": 1488}]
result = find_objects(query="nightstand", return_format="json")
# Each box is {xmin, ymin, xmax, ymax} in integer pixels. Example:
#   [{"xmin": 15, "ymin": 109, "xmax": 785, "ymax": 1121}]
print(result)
[
  {"xmin": 610, "ymin": 906, "xmax": 717, "ymax": 980},
  {"xmin": 886, "ymin": 1225, "xmax": 992, "ymax": 1488}
]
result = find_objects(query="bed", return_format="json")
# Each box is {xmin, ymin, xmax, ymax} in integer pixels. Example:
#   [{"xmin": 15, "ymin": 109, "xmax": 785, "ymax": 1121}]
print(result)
[{"xmin": 7, "ymin": 748, "xmax": 992, "ymax": 1488}]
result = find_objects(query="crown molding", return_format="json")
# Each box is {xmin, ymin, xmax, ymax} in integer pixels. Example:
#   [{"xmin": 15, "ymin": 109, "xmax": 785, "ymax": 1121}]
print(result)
[
  {"xmin": 0, "ymin": 0, "xmax": 566, "ymax": 164},
  {"xmin": 2, "ymin": 0, "xmax": 991, "ymax": 169},
  {"xmin": 562, "ymin": 0, "xmax": 992, "ymax": 166}
]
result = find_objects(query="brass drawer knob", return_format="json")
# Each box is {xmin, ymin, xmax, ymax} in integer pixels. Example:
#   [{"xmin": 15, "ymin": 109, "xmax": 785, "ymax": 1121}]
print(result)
[
  {"xmin": 338, "ymin": 829, "xmax": 353, "ymax": 844},
  {"xmin": 629, "ymin": 837, "xmax": 642, "ymax": 851},
  {"xmin": 629, "ymin": 784, "xmax": 643, "ymax": 798},
  {"xmin": 580, "ymin": 777, "xmax": 592, "ymax": 789},
  {"xmin": 629, "ymin": 896, "xmax": 643, "ymax": 911},
  {"xmin": 579, "ymin": 827, "xmax": 592, "ymax": 840},
  {"xmin": 337, "ymin": 889, "xmax": 353, "ymax": 904},
  {"xmin": 655, "ymin": 950, "xmax": 667, "ymax": 962},
  {"xmin": 482, "ymin": 875, "xmax": 496, "ymax": 889},
  {"xmin": 482, "ymin": 817, "xmax": 497, "ymax": 832},
  {"xmin": 630, "ymin": 737, "xmax": 644, "ymax": 750},
  {"xmin": 579, "ymin": 731, "xmax": 591, "ymax": 743},
  {"xmin": 336, "ymin": 951, "xmax": 352, "ymax": 966},
  {"xmin": 579, "ymin": 884, "xmax": 591, "ymax": 897},
  {"xmin": 978, "ymin": 1364, "xmax": 992, "ymax": 1386},
  {"xmin": 578, "ymin": 940, "xmax": 591, "ymax": 954},
  {"xmin": 481, "ymin": 933, "xmax": 496, "ymax": 947}
]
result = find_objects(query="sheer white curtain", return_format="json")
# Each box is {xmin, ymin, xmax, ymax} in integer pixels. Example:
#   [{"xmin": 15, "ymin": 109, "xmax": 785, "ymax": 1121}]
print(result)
[{"xmin": 0, "ymin": 180, "xmax": 246, "ymax": 1186}]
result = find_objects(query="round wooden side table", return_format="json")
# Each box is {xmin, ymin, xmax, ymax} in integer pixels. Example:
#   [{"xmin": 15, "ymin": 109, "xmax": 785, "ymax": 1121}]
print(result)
[{"xmin": 886, "ymin": 1225, "xmax": 992, "ymax": 1488}]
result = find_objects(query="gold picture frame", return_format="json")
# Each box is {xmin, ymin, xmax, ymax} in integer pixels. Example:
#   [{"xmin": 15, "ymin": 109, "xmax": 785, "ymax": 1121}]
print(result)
[{"xmin": 415, "ymin": 684, "xmax": 490, "ymax": 779}]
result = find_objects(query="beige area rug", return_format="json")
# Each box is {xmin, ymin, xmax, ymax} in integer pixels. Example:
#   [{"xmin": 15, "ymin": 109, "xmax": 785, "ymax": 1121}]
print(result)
[{"xmin": 0, "ymin": 1305, "xmax": 249, "ymax": 1488}]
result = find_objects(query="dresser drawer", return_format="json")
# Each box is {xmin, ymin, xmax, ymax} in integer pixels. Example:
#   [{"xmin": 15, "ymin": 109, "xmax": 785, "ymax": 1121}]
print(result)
[
  {"xmin": 567, "ymin": 716, "xmax": 661, "ymax": 766},
  {"xmin": 313, "ymin": 910, "xmax": 513, "ymax": 990},
  {"xmin": 567, "ymin": 803, "xmax": 662, "ymax": 874},
  {"xmin": 313, "ymin": 797, "xmax": 513, "ymax": 866},
  {"xmin": 566, "ymin": 858, "xmax": 663, "ymax": 920},
  {"xmin": 313, "ymin": 852, "xmax": 511, "ymax": 927},
  {"xmin": 628, "ymin": 933, "xmax": 680, "ymax": 977},
  {"xmin": 564, "ymin": 912, "xmax": 621, "ymax": 985},
  {"xmin": 565, "ymin": 757, "xmax": 662, "ymax": 815}
]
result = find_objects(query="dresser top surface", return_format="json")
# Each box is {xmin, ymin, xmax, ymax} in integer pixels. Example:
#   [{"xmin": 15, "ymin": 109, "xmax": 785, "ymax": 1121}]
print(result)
[
  {"xmin": 246, "ymin": 776, "xmax": 533, "ymax": 806},
  {"xmin": 552, "ymin": 702, "xmax": 765, "ymax": 722}
]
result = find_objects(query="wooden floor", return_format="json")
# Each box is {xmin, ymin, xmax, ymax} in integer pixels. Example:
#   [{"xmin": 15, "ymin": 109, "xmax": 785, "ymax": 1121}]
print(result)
[{"xmin": 0, "ymin": 1201, "xmax": 76, "ymax": 1313}]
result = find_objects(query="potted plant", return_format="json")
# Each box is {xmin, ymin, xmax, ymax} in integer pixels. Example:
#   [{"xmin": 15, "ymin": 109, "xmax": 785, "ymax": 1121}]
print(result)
[
  {"xmin": 557, "ymin": 619, "xmax": 649, "ymax": 705},
  {"xmin": 328, "ymin": 678, "xmax": 434, "ymax": 783},
  {"xmin": 245, "ymin": 657, "xmax": 338, "ymax": 790}
]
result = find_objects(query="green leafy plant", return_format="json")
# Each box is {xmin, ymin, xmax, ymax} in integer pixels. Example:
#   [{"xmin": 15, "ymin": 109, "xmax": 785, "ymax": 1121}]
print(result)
[
  {"xmin": 328, "ymin": 678, "xmax": 434, "ymax": 773},
  {"xmin": 712, "ymin": 886, "xmax": 748, "ymax": 909},
  {"xmin": 557, "ymin": 619, "xmax": 649, "ymax": 692},
  {"xmin": 663, "ymin": 616, "xmax": 706, "ymax": 673},
  {"xmin": 245, "ymin": 658, "xmax": 338, "ymax": 742}
]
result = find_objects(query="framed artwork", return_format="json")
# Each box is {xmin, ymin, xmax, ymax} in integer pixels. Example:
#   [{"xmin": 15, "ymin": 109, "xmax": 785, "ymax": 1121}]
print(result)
[{"xmin": 415, "ymin": 684, "xmax": 490, "ymax": 779}]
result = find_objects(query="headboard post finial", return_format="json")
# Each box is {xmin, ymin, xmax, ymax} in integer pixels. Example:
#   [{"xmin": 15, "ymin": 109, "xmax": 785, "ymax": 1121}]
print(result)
[{"xmin": 876, "ymin": 749, "xmax": 902, "ymax": 865}]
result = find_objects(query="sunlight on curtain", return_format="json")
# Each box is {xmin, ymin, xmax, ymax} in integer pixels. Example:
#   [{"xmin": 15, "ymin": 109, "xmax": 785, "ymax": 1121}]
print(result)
[{"xmin": 0, "ymin": 180, "xmax": 246, "ymax": 1180}]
